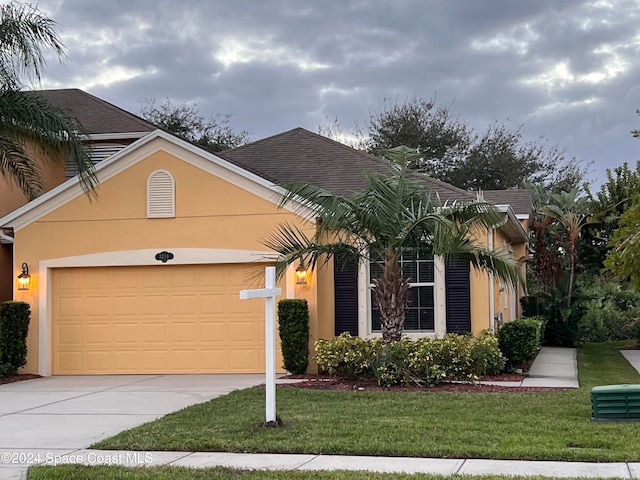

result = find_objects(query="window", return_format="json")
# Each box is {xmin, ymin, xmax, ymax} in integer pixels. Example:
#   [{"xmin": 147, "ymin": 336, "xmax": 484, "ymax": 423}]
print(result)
[
  {"xmin": 369, "ymin": 251, "xmax": 435, "ymax": 332},
  {"xmin": 147, "ymin": 170, "xmax": 175, "ymax": 218}
]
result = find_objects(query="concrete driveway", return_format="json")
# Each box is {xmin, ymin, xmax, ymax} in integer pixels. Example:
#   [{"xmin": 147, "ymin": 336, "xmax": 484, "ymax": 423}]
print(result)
[{"xmin": 0, "ymin": 374, "xmax": 264, "ymax": 477}]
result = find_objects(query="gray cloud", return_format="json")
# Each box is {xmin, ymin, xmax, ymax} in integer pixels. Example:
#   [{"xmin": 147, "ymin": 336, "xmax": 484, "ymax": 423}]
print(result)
[{"xmin": 36, "ymin": 0, "xmax": 640, "ymax": 186}]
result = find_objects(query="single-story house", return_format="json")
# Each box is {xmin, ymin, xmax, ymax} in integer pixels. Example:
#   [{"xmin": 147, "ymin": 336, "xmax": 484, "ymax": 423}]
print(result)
[{"xmin": 0, "ymin": 90, "xmax": 530, "ymax": 376}]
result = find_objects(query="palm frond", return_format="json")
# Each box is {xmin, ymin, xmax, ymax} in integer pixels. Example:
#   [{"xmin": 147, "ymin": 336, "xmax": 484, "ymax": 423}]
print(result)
[
  {"xmin": 0, "ymin": 3, "xmax": 66, "ymax": 87},
  {"xmin": 261, "ymin": 221, "xmax": 361, "ymax": 279},
  {"xmin": 0, "ymin": 133, "xmax": 42, "ymax": 198},
  {"xmin": 0, "ymin": 89, "xmax": 97, "ymax": 196}
]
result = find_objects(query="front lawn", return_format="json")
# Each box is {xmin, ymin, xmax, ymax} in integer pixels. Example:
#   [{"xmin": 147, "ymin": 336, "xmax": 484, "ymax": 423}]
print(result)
[
  {"xmin": 25, "ymin": 465, "xmax": 619, "ymax": 480},
  {"xmin": 93, "ymin": 342, "xmax": 640, "ymax": 462}
]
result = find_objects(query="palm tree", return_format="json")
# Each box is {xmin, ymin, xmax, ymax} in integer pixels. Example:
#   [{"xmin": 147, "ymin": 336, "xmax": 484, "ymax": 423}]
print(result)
[
  {"xmin": 0, "ymin": 2, "xmax": 96, "ymax": 200},
  {"xmin": 540, "ymin": 187, "xmax": 587, "ymax": 308},
  {"xmin": 263, "ymin": 146, "xmax": 523, "ymax": 340}
]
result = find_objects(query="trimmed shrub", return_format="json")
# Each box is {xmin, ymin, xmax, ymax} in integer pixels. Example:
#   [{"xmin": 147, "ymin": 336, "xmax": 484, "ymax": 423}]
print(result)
[
  {"xmin": 498, "ymin": 317, "xmax": 544, "ymax": 369},
  {"xmin": 430, "ymin": 334, "xmax": 475, "ymax": 381},
  {"xmin": 371, "ymin": 338, "xmax": 414, "ymax": 387},
  {"xmin": 315, "ymin": 333, "xmax": 375, "ymax": 378},
  {"xmin": 277, "ymin": 299, "xmax": 309, "ymax": 375},
  {"xmin": 471, "ymin": 331, "xmax": 506, "ymax": 376},
  {"xmin": 0, "ymin": 301, "xmax": 31, "ymax": 376},
  {"xmin": 315, "ymin": 332, "xmax": 504, "ymax": 387}
]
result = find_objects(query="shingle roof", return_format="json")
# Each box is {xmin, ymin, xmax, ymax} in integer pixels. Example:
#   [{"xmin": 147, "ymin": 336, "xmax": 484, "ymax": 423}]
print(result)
[
  {"xmin": 482, "ymin": 189, "xmax": 532, "ymax": 217},
  {"xmin": 35, "ymin": 89, "xmax": 155, "ymax": 135},
  {"xmin": 218, "ymin": 128, "xmax": 476, "ymax": 202}
]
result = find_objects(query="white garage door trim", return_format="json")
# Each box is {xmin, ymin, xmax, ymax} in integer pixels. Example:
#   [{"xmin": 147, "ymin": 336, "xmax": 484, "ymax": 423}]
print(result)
[{"xmin": 39, "ymin": 248, "xmax": 280, "ymax": 376}]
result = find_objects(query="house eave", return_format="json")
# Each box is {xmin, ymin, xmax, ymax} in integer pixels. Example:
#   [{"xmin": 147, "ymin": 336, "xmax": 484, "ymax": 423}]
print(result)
[
  {"xmin": 496, "ymin": 205, "xmax": 529, "ymax": 243},
  {"xmin": 85, "ymin": 132, "xmax": 152, "ymax": 141}
]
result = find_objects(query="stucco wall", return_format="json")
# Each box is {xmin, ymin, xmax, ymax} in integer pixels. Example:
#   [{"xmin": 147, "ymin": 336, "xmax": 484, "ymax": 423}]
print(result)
[{"xmin": 13, "ymin": 145, "xmax": 322, "ymax": 373}]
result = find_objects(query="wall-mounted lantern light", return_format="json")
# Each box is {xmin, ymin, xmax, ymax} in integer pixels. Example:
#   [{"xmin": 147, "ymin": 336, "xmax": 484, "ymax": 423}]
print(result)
[
  {"xmin": 17, "ymin": 263, "xmax": 31, "ymax": 291},
  {"xmin": 295, "ymin": 259, "xmax": 308, "ymax": 285}
]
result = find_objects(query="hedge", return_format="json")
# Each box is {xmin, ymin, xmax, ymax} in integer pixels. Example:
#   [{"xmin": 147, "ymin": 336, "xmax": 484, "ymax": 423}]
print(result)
[
  {"xmin": 497, "ymin": 317, "xmax": 544, "ymax": 369},
  {"xmin": 0, "ymin": 301, "xmax": 31, "ymax": 377},
  {"xmin": 315, "ymin": 332, "xmax": 505, "ymax": 387},
  {"xmin": 277, "ymin": 299, "xmax": 309, "ymax": 375}
]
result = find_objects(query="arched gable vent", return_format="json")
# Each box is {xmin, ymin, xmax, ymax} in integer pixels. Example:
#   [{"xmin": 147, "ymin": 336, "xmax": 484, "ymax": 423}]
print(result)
[{"xmin": 147, "ymin": 170, "xmax": 175, "ymax": 218}]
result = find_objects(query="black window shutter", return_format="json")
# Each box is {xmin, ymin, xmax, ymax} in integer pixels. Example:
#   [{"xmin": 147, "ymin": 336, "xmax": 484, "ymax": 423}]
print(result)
[
  {"xmin": 334, "ymin": 257, "xmax": 359, "ymax": 336},
  {"xmin": 445, "ymin": 259, "xmax": 471, "ymax": 333}
]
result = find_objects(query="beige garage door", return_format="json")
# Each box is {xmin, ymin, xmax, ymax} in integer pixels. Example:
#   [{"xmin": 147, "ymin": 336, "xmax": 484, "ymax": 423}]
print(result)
[{"xmin": 52, "ymin": 264, "xmax": 279, "ymax": 374}]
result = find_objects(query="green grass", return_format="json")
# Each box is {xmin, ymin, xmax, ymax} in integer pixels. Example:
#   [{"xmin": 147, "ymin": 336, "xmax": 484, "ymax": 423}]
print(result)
[
  {"xmin": 93, "ymin": 342, "xmax": 640, "ymax": 462},
  {"xmin": 25, "ymin": 465, "xmax": 625, "ymax": 480}
]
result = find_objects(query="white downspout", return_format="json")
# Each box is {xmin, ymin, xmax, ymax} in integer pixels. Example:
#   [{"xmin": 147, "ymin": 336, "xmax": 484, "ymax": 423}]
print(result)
[{"xmin": 488, "ymin": 227, "xmax": 495, "ymax": 334}]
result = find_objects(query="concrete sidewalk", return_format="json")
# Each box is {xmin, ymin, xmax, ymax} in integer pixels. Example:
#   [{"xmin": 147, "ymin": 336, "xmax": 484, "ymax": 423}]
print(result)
[
  {"xmin": 622, "ymin": 350, "xmax": 640, "ymax": 374},
  {"xmin": 478, "ymin": 346, "xmax": 579, "ymax": 388},
  {"xmin": 6, "ymin": 449, "xmax": 640, "ymax": 478}
]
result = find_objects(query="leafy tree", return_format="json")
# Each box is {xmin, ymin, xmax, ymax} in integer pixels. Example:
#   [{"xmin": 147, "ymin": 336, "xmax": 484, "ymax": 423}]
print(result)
[
  {"xmin": 140, "ymin": 98, "xmax": 250, "ymax": 153},
  {"xmin": 605, "ymin": 193, "xmax": 640, "ymax": 287},
  {"xmin": 580, "ymin": 162, "xmax": 640, "ymax": 275},
  {"xmin": 449, "ymin": 124, "xmax": 584, "ymax": 192},
  {"xmin": 366, "ymin": 97, "xmax": 470, "ymax": 181},
  {"xmin": 263, "ymin": 146, "xmax": 522, "ymax": 340},
  {"xmin": 329, "ymin": 96, "xmax": 587, "ymax": 192},
  {"xmin": 0, "ymin": 2, "xmax": 96, "ymax": 199}
]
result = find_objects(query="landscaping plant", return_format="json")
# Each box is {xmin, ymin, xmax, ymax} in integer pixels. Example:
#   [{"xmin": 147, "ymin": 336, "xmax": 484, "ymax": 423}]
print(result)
[
  {"xmin": 277, "ymin": 299, "xmax": 310, "ymax": 375},
  {"xmin": 315, "ymin": 332, "xmax": 504, "ymax": 387},
  {"xmin": 0, "ymin": 301, "xmax": 30, "ymax": 376},
  {"xmin": 497, "ymin": 317, "xmax": 544, "ymax": 369}
]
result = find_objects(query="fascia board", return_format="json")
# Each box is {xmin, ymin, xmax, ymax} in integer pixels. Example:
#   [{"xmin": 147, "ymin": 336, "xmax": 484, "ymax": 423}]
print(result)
[{"xmin": 495, "ymin": 204, "xmax": 529, "ymax": 243}]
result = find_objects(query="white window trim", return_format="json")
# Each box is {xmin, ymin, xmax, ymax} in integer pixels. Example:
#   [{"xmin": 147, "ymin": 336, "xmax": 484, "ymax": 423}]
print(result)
[{"xmin": 357, "ymin": 256, "xmax": 446, "ymax": 339}]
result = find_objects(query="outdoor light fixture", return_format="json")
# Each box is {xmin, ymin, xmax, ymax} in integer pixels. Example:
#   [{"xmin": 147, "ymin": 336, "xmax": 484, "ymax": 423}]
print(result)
[
  {"xmin": 295, "ymin": 260, "xmax": 308, "ymax": 285},
  {"xmin": 17, "ymin": 263, "xmax": 31, "ymax": 291}
]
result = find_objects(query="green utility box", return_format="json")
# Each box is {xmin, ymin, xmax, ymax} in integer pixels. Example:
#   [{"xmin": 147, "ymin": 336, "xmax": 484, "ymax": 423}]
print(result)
[{"xmin": 591, "ymin": 384, "xmax": 640, "ymax": 422}]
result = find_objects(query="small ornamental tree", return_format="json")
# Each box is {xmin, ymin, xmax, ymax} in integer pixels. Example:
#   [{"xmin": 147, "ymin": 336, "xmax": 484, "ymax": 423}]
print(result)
[{"xmin": 264, "ymin": 146, "xmax": 522, "ymax": 340}]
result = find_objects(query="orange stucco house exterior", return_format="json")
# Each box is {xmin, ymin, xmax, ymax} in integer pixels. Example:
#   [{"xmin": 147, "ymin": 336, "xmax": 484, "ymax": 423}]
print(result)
[{"xmin": 0, "ymin": 89, "xmax": 531, "ymax": 376}]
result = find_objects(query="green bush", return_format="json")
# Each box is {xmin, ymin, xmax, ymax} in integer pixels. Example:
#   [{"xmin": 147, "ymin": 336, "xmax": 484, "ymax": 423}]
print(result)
[
  {"xmin": 315, "ymin": 333, "xmax": 375, "ymax": 378},
  {"xmin": 277, "ymin": 299, "xmax": 309, "ymax": 375},
  {"xmin": 631, "ymin": 319, "xmax": 640, "ymax": 346},
  {"xmin": 315, "ymin": 332, "xmax": 504, "ymax": 387},
  {"xmin": 578, "ymin": 277, "xmax": 640, "ymax": 342},
  {"xmin": 0, "ymin": 301, "xmax": 31, "ymax": 377},
  {"xmin": 471, "ymin": 331, "xmax": 506, "ymax": 376},
  {"xmin": 498, "ymin": 317, "xmax": 544, "ymax": 369}
]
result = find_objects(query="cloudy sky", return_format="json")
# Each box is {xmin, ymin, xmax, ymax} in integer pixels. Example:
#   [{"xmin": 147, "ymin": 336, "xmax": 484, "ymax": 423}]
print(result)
[{"xmin": 36, "ymin": 0, "xmax": 640, "ymax": 188}]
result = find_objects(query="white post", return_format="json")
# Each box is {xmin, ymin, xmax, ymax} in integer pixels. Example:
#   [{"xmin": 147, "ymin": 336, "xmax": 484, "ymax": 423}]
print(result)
[
  {"xmin": 264, "ymin": 266, "xmax": 277, "ymax": 423},
  {"xmin": 239, "ymin": 266, "xmax": 281, "ymax": 424}
]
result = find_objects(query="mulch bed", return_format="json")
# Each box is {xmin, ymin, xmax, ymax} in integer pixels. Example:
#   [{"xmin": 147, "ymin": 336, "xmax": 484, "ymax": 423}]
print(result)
[
  {"xmin": 281, "ymin": 352, "xmax": 568, "ymax": 393},
  {"xmin": 0, "ymin": 373, "xmax": 41, "ymax": 386},
  {"xmin": 282, "ymin": 376, "xmax": 564, "ymax": 393}
]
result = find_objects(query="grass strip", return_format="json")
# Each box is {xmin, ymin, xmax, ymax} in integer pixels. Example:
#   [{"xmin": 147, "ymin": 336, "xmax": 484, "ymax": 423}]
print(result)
[{"xmin": 26, "ymin": 465, "xmax": 628, "ymax": 480}]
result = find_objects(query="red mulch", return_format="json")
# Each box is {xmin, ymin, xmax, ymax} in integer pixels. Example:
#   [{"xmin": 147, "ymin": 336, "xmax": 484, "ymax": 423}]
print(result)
[
  {"xmin": 282, "ymin": 376, "xmax": 564, "ymax": 393},
  {"xmin": 0, "ymin": 374, "xmax": 41, "ymax": 385},
  {"xmin": 281, "ymin": 353, "xmax": 565, "ymax": 393}
]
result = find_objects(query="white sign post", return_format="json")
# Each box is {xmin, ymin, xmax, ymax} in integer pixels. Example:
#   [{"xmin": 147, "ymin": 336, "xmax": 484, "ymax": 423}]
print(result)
[{"xmin": 239, "ymin": 266, "xmax": 281, "ymax": 423}]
